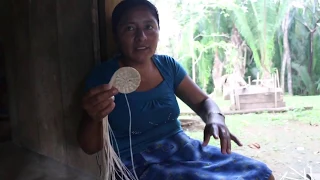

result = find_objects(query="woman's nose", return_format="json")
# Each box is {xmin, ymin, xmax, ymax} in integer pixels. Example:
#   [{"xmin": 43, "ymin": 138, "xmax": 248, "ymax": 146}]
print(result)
[{"xmin": 135, "ymin": 29, "xmax": 147, "ymax": 42}]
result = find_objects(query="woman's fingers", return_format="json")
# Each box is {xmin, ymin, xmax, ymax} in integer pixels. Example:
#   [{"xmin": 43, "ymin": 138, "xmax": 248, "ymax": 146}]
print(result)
[
  {"xmin": 230, "ymin": 133, "xmax": 243, "ymax": 147},
  {"xmin": 203, "ymin": 124, "xmax": 242, "ymax": 155},
  {"xmin": 92, "ymin": 97, "xmax": 114, "ymax": 112},
  {"xmin": 85, "ymin": 87, "xmax": 118, "ymax": 108},
  {"xmin": 95, "ymin": 101, "xmax": 116, "ymax": 120},
  {"xmin": 212, "ymin": 124, "xmax": 219, "ymax": 139},
  {"xmin": 82, "ymin": 84, "xmax": 119, "ymax": 122},
  {"xmin": 202, "ymin": 125, "xmax": 211, "ymax": 146},
  {"xmin": 227, "ymin": 132, "xmax": 232, "ymax": 154},
  {"xmin": 219, "ymin": 126, "xmax": 230, "ymax": 154},
  {"xmin": 84, "ymin": 84, "xmax": 113, "ymax": 99},
  {"xmin": 88, "ymin": 97, "xmax": 114, "ymax": 120}
]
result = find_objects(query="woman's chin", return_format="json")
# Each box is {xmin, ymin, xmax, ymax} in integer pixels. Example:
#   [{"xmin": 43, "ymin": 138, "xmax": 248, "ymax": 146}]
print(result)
[{"xmin": 130, "ymin": 52, "xmax": 154, "ymax": 63}]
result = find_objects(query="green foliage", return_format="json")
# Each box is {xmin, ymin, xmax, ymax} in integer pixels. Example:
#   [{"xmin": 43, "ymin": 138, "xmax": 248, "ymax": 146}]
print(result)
[
  {"xmin": 291, "ymin": 62, "xmax": 315, "ymax": 95},
  {"xmin": 284, "ymin": 0, "xmax": 320, "ymax": 95},
  {"xmin": 173, "ymin": 0, "xmax": 235, "ymax": 94},
  {"xmin": 230, "ymin": 0, "xmax": 290, "ymax": 75},
  {"xmin": 151, "ymin": 0, "xmax": 320, "ymax": 95}
]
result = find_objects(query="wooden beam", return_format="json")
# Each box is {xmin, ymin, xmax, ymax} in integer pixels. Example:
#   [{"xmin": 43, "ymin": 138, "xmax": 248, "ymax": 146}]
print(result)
[
  {"xmin": 2, "ymin": 0, "xmax": 101, "ymax": 176},
  {"xmin": 0, "ymin": 0, "xmax": 19, "ymax": 145},
  {"xmin": 1, "ymin": 0, "xmax": 123, "ymax": 176},
  {"xmin": 10, "ymin": 0, "xmax": 41, "ymax": 151},
  {"xmin": 29, "ymin": 0, "xmax": 66, "ymax": 159},
  {"xmin": 104, "ymin": 0, "xmax": 122, "ymax": 59},
  {"xmin": 56, "ymin": 0, "xmax": 98, "ymax": 174}
]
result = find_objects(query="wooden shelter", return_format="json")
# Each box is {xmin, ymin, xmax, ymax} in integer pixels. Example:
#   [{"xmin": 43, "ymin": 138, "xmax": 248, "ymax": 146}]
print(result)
[
  {"xmin": 0, "ymin": 0, "xmax": 122, "ymax": 179},
  {"xmin": 227, "ymin": 71, "xmax": 286, "ymax": 111}
]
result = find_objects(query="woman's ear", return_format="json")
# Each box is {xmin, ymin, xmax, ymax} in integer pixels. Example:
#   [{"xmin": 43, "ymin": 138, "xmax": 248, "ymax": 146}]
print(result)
[
  {"xmin": 112, "ymin": 34, "xmax": 120, "ymax": 49},
  {"xmin": 114, "ymin": 41, "xmax": 123, "ymax": 56}
]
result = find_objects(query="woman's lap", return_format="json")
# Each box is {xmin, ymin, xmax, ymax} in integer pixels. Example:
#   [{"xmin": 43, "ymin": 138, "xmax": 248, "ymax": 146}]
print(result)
[{"xmin": 123, "ymin": 131, "xmax": 272, "ymax": 180}]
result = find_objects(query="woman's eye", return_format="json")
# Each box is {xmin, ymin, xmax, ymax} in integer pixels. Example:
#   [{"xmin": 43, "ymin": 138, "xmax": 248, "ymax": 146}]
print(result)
[
  {"xmin": 126, "ymin": 26, "xmax": 134, "ymax": 31},
  {"xmin": 146, "ymin": 25, "xmax": 153, "ymax": 30}
]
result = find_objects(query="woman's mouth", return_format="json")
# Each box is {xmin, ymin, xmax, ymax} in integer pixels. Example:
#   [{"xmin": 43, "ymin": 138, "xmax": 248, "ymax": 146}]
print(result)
[{"xmin": 135, "ymin": 46, "xmax": 148, "ymax": 50}]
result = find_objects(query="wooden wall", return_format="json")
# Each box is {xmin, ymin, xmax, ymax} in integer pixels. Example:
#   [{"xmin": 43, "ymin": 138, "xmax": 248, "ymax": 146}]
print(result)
[
  {"xmin": 0, "ymin": 0, "xmax": 121, "ymax": 176},
  {"xmin": 105, "ymin": 0, "xmax": 120, "ymax": 59}
]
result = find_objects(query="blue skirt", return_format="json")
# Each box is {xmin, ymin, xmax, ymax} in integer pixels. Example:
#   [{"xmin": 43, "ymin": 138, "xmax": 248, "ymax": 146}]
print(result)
[{"xmin": 123, "ymin": 131, "xmax": 272, "ymax": 180}]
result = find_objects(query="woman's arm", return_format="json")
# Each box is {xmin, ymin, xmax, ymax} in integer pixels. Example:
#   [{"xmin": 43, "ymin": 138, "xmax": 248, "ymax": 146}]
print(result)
[
  {"xmin": 77, "ymin": 84, "xmax": 118, "ymax": 155},
  {"xmin": 175, "ymin": 75, "xmax": 222, "ymax": 121},
  {"xmin": 175, "ymin": 75, "xmax": 241, "ymax": 154},
  {"xmin": 77, "ymin": 111, "xmax": 103, "ymax": 155}
]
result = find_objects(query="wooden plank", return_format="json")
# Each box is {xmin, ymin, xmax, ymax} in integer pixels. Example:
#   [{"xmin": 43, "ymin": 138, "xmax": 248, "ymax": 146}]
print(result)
[
  {"xmin": 0, "ymin": 0, "xmax": 18, "ymax": 144},
  {"xmin": 239, "ymin": 101, "xmax": 286, "ymax": 110},
  {"xmin": 3, "ymin": 0, "xmax": 122, "ymax": 175},
  {"xmin": 56, "ymin": 0, "xmax": 99, "ymax": 174},
  {"xmin": 234, "ymin": 86, "xmax": 283, "ymax": 95},
  {"xmin": 0, "ymin": 142, "xmax": 96, "ymax": 180},
  {"xmin": 9, "ymin": 0, "xmax": 41, "ymax": 151},
  {"xmin": 105, "ymin": 0, "xmax": 121, "ymax": 59},
  {"xmin": 239, "ymin": 93, "xmax": 284, "ymax": 104},
  {"xmin": 92, "ymin": 0, "xmax": 101, "ymax": 64},
  {"xmin": 98, "ymin": 0, "xmax": 108, "ymax": 61},
  {"xmin": 0, "ymin": 121, "xmax": 11, "ymax": 142},
  {"xmin": 28, "ymin": 0, "xmax": 66, "ymax": 160}
]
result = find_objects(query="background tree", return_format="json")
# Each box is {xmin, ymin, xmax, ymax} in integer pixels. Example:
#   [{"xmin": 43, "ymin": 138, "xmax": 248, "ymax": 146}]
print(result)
[{"xmin": 150, "ymin": 0, "xmax": 320, "ymax": 95}]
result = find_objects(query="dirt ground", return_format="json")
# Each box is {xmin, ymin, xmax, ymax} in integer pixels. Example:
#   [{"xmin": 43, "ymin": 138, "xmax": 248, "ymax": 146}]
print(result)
[{"xmin": 181, "ymin": 119, "xmax": 320, "ymax": 179}]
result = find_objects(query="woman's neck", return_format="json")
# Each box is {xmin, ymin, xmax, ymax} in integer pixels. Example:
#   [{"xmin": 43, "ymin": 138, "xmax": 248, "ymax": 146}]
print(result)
[{"xmin": 119, "ymin": 56, "xmax": 154, "ymax": 73}]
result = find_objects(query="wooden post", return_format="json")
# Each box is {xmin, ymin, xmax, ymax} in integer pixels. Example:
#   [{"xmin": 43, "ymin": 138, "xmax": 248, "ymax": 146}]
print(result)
[
  {"xmin": 274, "ymin": 74, "xmax": 278, "ymax": 108},
  {"xmin": 235, "ymin": 89, "xmax": 241, "ymax": 110},
  {"xmin": 1, "ymin": 0, "xmax": 122, "ymax": 176},
  {"xmin": 105, "ymin": 0, "xmax": 122, "ymax": 59},
  {"xmin": 276, "ymin": 69, "xmax": 280, "ymax": 88},
  {"xmin": 0, "ymin": 0, "xmax": 119, "ymax": 176}
]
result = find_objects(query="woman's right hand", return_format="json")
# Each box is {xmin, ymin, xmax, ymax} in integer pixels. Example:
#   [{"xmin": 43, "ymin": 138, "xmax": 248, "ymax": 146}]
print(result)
[{"xmin": 82, "ymin": 84, "xmax": 119, "ymax": 122}]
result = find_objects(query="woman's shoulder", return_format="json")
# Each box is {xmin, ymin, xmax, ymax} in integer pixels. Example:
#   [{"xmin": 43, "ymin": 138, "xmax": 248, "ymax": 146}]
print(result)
[
  {"xmin": 153, "ymin": 54, "xmax": 176, "ymax": 63},
  {"xmin": 153, "ymin": 54, "xmax": 187, "ymax": 89},
  {"xmin": 153, "ymin": 54, "xmax": 181, "ymax": 69}
]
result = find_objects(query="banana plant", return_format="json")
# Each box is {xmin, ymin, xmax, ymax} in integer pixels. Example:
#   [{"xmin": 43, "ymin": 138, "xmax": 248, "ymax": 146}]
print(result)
[{"xmin": 230, "ymin": 0, "xmax": 290, "ymax": 78}]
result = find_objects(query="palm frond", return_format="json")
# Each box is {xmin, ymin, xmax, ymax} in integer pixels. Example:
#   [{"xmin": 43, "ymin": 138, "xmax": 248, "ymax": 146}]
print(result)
[{"xmin": 292, "ymin": 62, "xmax": 315, "ymax": 95}]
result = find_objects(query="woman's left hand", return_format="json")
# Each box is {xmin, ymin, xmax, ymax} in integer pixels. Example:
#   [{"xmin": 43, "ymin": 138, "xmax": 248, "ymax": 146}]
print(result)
[{"xmin": 202, "ymin": 114, "xmax": 242, "ymax": 154}]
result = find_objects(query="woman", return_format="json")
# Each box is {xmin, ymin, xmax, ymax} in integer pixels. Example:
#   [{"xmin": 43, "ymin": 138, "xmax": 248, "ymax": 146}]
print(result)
[{"xmin": 78, "ymin": 0, "xmax": 275, "ymax": 179}]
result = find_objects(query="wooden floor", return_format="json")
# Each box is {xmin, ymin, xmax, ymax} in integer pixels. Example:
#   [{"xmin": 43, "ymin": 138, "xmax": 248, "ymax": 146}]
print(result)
[{"xmin": 0, "ymin": 141, "xmax": 97, "ymax": 180}]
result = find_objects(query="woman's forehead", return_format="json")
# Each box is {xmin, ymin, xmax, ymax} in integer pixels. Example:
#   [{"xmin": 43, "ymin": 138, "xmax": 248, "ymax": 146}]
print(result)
[{"xmin": 119, "ymin": 6, "xmax": 157, "ymax": 24}]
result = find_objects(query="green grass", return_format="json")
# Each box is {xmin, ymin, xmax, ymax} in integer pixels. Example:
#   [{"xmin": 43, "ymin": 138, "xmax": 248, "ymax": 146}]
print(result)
[
  {"xmin": 178, "ymin": 95, "xmax": 320, "ymax": 113},
  {"xmin": 178, "ymin": 95, "xmax": 320, "ymax": 146}
]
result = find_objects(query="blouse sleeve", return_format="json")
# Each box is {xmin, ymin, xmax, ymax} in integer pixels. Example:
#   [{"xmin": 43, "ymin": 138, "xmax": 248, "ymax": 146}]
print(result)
[{"xmin": 165, "ymin": 55, "xmax": 187, "ymax": 90}]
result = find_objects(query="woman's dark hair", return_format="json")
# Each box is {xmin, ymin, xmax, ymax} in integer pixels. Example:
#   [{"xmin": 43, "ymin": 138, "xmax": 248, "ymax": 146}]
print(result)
[{"xmin": 111, "ymin": 0, "xmax": 160, "ymax": 36}]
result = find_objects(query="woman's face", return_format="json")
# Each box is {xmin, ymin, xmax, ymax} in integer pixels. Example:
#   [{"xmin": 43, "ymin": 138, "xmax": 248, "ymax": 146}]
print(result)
[{"xmin": 116, "ymin": 5, "xmax": 159, "ymax": 63}]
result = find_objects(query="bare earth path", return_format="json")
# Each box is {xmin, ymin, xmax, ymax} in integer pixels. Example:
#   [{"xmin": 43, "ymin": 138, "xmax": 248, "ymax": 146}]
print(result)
[{"xmin": 183, "ymin": 118, "xmax": 320, "ymax": 179}]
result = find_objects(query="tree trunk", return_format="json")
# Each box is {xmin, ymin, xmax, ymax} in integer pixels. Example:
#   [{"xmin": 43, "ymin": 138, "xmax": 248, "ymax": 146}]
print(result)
[
  {"xmin": 280, "ymin": 57, "xmax": 286, "ymax": 92},
  {"xmin": 212, "ymin": 49, "xmax": 224, "ymax": 96},
  {"xmin": 286, "ymin": 51, "xmax": 293, "ymax": 96},
  {"xmin": 308, "ymin": 32, "xmax": 314, "ymax": 76},
  {"xmin": 192, "ymin": 58, "xmax": 196, "ymax": 82},
  {"xmin": 282, "ymin": 8, "xmax": 293, "ymax": 95},
  {"xmin": 230, "ymin": 26, "xmax": 247, "ymax": 78}
]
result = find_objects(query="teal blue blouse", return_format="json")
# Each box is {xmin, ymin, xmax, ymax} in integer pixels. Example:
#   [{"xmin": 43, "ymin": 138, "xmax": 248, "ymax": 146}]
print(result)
[{"xmin": 85, "ymin": 54, "xmax": 187, "ymax": 159}]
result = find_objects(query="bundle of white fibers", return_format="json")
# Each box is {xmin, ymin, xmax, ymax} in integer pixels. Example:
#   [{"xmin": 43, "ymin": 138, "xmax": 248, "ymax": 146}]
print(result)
[{"xmin": 98, "ymin": 67, "xmax": 141, "ymax": 180}]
